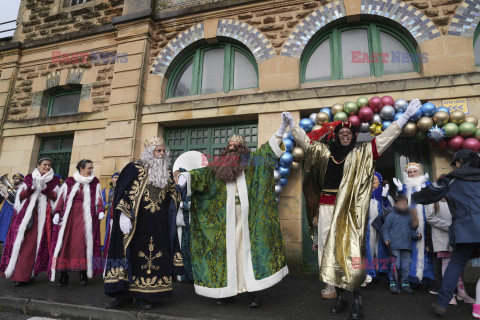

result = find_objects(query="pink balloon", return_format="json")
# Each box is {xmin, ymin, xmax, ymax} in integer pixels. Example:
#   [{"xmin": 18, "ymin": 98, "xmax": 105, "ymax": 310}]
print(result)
[
  {"xmin": 436, "ymin": 139, "xmax": 448, "ymax": 150},
  {"xmin": 381, "ymin": 96, "xmax": 394, "ymax": 107},
  {"xmin": 369, "ymin": 96, "xmax": 383, "ymax": 113},
  {"xmin": 358, "ymin": 107, "xmax": 374, "ymax": 123},
  {"xmin": 348, "ymin": 115, "xmax": 361, "ymax": 129},
  {"xmin": 448, "ymin": 135, "xmax": 465, "ymax": 152},
  {"xmin": 462, "ymin": 138, "xmax": 480, "ymax": 152}
]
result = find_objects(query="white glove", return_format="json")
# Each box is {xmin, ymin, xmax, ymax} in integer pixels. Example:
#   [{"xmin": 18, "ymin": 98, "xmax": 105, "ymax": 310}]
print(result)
[
  {"xmin": 31, "ymin": 178, "xmax": 39, "ymax": 190},
  {"xmin": 276, "ymin": 112, "xmax": 294, "ymax": 138},
  {"xmin": 392, "ymin": 178, "xmax": 403, "ymax": 192},
  {"xmin": 382, "ymin": 184, "xmax": 389, "ymax": 198},
  {"xmin": 397, "ymin": 98, "xmax": 422, "ymax": 128},
  {"xmin": 179, "ymin": 202, "xmax": 184, "ymax": 209},
  {"xmin": 53, "ymin": 214, "xmax": 60, "ymax": 225},
  {"xmin": 119, "ymin": 213, "xmax": 132, "ymax": 235},
  {"xmin": 98, "ymin": 212, "xmax": 105, "ymax": 220},
  {"xmin": 39, "ymin": 179, "xmax": 47, "ymax": 190},
  {"xmin": 282, "ymin": 111, "xmax": 295, "ymax": 129},
  {"xmin": 178, "ymin": 174, "xmax": 187, "ymax": 188},
  {"xmin": 424, "ymin": 173, "xmax": 429, "ymax": 181}
]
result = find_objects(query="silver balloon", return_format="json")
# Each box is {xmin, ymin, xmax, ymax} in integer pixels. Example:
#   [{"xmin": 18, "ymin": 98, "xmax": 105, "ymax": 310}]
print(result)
[
  {"xmin": 274, "ymin": 170, "xmax": 281, "ymax": 183},
  {"xmin": 372, "ymin": 113, "xmax": 382, "ymax": 124},
  {"xmin": 309, "ymin": 113, "xmax": 317, "ymax": 123},
  {"xmin": 394, "ymin": 99, "xmax": 408, "ymax": 113},
  {"xmin": 380, "ymin": 105, "xmax": 395, "ymax": 120},
  {"xmin": 275, "ymin": 184, "xmax": 283, "ymax": 196},
  {"xmin": 359, "ymin": 122, "xmax": 370, "ymax": 133},
  {"xmin": 276, "ymin": 198, "xmax": 280, "ymax": 205}
]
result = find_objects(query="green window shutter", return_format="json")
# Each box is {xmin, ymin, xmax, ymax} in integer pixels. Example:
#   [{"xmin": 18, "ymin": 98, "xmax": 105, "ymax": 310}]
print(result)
[
  {"xmin": 39, "ymin": 135, "xmax": 74, "ymax": 179},
  {"xmin": 393, "ymin": 137, "xmax": 432, "ymax": 181}
]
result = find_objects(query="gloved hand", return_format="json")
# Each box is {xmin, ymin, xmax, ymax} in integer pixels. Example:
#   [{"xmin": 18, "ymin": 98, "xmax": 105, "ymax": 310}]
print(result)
[
  {"xmin": 178, "ymin": 175, "xmax": 187, "ymax": 188},
  {"xmin": 276, "ymin": 111, "xmax": 295, "ymax": 137},
  {"xmin": 98, "ymin": 212, "xmax": 105, "ymax": 220},
  {"xmin": 392, "ymin": 178, "xmax": 403, "ymax": 192},
  {"xmin": 39, "ymin": 179, "xmax": 47, "ymax": 190},
  {"xmin": 424, "ymin": 173, "xmax": 429, "ymax": 181},
  {"xmin": 53, "ymin": 214, "xmax": 60, "ymax": 225},
  {"xmin": 119, "ymin": 213, "xmax": 132, "ymax": 235},
  {"xmin": 32, "ymin": 178, "xmax": 39, "ymax": 190},
  {"xmin": 282, "ymin": 111, "xmax": 295, "ymax": 129},
  {"xmin": 382, "ymin": 184, "xmax": 389, "ymax": 198},
  {"xmin": 397, "ymin": 98, "xmax": 422, "ymax": 128}
]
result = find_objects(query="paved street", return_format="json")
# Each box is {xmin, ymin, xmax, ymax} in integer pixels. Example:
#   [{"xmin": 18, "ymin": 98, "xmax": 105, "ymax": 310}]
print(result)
[{"xmin": 0, "ymin": 272, "xmax": 477, "ymax": 319}]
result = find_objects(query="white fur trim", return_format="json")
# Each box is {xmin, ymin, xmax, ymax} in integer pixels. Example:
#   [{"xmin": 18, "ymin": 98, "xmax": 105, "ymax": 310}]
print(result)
[
  {"xmin": 269, "ymin": 135, "xmax": 285, "ymax": 159},
  {"xmin": 73, "ymin": 171, "xmax": 94, "ymax": 184},
  {"xmin": 369, "ymin": 199, "xmax": 379, "ymax": 260},
  {"xmin": 178, "ymin": 172, "xmax": 191, "ymax": 198},
  {"xmin": 50, "ymin": 182, "xmax": 94, "ymax": 281},
  {"xmin": 14, "ymin": 183, "xmax": 27, "ymax": 213}
]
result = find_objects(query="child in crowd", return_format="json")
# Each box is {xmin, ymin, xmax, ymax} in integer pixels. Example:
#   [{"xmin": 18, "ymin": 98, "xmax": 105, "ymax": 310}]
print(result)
[{"xmin": 382, "ymin": 194, "xmax": 422, "ymax": 294}]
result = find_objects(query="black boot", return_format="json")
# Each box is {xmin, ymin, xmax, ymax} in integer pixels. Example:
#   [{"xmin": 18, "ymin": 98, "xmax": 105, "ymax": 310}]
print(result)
[
  {"xmin": 216, "ymin": 296, "xmax": 235, "ymax": 305},
  {"xmin": 12, "ymin": 281, "xmax": 28, "ymax": 287},
  {"xmin": 246, "ymin": 292, "xmax": 260, "ymax": 308},
  {"xmin": 79, "ymin": 271, "xmax": 88, "ymax": 286},
  {"xmin": 56, "ymin": 272, "xmax": 69, "ymax": 287},
  {"xmin": 350, "ymin": 290, "xmax": 364, "ymax": 320},
  {"xmin": 136, "ymin": 299, "xmax": 154, "ymax": 310},
  {"xmin": 105, "ymin": 298, "xmax": 132, "ymax": 309},
  {"xmin": 330, "ymin": 287, "xmax": 348, "ymax": 314}
]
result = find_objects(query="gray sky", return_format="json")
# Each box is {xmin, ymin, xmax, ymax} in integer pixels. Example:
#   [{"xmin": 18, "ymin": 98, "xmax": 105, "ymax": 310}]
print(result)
[{"xmin": 0, "ymin": 0, "xmax": 21, "ymax": 38}]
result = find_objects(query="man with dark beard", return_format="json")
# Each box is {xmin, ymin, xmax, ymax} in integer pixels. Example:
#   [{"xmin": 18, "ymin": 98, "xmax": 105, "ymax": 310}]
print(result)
[
  {"xmin": 177, "ymin": 112, "xmax": 291, "ymax": 307},
  {"xmin": 104, "ymin": 137, "xmax": 183, "ymax": 310}
]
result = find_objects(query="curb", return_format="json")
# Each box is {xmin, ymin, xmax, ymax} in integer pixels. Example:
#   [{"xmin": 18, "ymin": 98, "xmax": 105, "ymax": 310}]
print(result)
[{"xmin": 0, "ymin": 296, "xmax": 195, "ymax": 320}]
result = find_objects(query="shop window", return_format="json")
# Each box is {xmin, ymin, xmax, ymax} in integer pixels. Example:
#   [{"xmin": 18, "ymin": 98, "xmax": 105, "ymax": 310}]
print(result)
[
  {"xmin": 167, "ymin": 43, "xmax": 258, "ymax": 98},
  {"xmin": 47, "ymin": 90, "xmax": 81, "ymax": 117},
  {"xmin": 301, "ymin": 22, "xmax": 420, "ymax": 83},
  {"xmin": 39, "ymin": 135, "xmax": 74, "ymax": 180},
  {"xmin": 165, "ymin": 123, "xmax": 258, "ymax": 163},
  {"xmin": 474, "ymin": 25, "xmax": 480, "ymax": 66}
]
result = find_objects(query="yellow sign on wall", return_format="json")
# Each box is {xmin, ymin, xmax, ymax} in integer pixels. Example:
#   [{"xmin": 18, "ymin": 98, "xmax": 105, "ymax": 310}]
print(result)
[{"xmin": 442, "ymin": 98, "xmax": 469, "ymax": 114}]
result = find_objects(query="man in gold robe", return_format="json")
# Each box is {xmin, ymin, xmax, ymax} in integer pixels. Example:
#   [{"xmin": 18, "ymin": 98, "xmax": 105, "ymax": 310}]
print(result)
[{"xmin": 290, "ymin": 99, "xmax": 422, "ymax": 319}]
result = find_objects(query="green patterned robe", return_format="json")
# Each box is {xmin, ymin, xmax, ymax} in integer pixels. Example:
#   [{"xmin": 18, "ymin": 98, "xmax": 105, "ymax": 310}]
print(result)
[{"xmin": 181, "ymin": 136, "xmax": 288, "ymax": 298}]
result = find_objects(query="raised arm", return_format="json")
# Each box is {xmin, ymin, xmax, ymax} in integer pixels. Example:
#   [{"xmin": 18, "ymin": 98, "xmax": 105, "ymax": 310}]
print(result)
[{"xmin": 411, "ymin": 176, "xmax": 451, "ymax": 205}]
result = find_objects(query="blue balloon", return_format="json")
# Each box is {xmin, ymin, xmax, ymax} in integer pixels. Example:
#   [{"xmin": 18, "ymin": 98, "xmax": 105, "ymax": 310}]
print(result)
[
  {"xmin": 299, "ymin": 118, "xmax": 314, "ymax": 132},
  {"xmin": 278, "ymin": 166, "xmax": 290, "ymax": 178},
  {"xmin": 382, "ymin": 120, "xmax": 392, "ymax": 129},
  {"xmin": 436, "ymin": 107, "xmax": 450, "ymax": 115},
  {"xmin": 393, "ymin": 112, "xmax": 404, "ymax": 121},
  {"xmin": 283, "ymin": 138, "xmax": 294, "ymax": 152},
  {"xmin": 279, "ymin": 152, "xmax": 294, "ymax": 167},
  {"xmin": 320, "ymin": 108, "xmax": 333, "ymax": 120},
  {"xmin": 410, "ymin": 109, "xmax": 423, "ymax": 122},
  {"xmin": 421, "ymin": 102, "xmax": 436, "ymax": 117},
  {"xmin": 279, "ymin": 178, "xmax": 288, "ymax": 187}
]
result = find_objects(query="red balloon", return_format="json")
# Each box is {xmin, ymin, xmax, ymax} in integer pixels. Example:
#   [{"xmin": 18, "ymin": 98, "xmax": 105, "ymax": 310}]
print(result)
[
  {"xmin": 436, "ymin": 139, "xmax": 448, "ymax": 150},
  {"xmin": 462, "ymin": 138, "xmax": 480, "ymax": 152},
  {"xmin": 448, "ymin": 135, "xmax": 465, "ymax": 152},
  {"xmin": 348, "ymin": 115, "xmax": 361, "ymax": 128},
  {"xmin": 381, "ymin": 96, "xmax": 394, "ymax": 107},
  {"xmin": 369, "ymin": 96, "xmax": 383, "ymax": 112},
  {"xmin": 358, "ymin": 107, "xmax": 374, "ymax": 123}
]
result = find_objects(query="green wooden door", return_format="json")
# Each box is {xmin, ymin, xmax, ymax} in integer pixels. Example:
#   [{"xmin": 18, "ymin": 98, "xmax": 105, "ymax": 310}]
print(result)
[
  {"xmin": 38, "ymin": 135, "xmax": 74, "ymax": 180},
  {"xmin": 165, "ymin": 123, "xmax": 258, "ymax": 164}
]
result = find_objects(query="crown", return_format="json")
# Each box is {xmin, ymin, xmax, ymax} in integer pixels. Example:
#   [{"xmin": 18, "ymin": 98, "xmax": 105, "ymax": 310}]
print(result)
[
  {"xmin": 144, "ymin": 136, "xmax": 165, "ymax": 148},
  {"xmin": 405, "ymin": 162, "xmax": 422, "ymax": 172},
  {"xmin": 228, "ymin": 134, "xmax": 246, "ymax": 146}
]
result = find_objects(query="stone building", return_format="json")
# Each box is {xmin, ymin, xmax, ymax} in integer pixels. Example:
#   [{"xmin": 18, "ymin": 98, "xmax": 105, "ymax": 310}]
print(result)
[{"xmin": 0, "ymin": 0, "xmax": 479, "ymax": 270}]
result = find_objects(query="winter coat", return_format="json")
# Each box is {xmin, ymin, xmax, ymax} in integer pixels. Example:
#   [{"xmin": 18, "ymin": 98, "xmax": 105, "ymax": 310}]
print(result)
[{"xmin": 382, "ymin": 208, "xmax": 419, "ymax": 250}]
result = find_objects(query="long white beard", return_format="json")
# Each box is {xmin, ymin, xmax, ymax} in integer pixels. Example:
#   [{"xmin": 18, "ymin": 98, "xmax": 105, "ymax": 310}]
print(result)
[
  {"xmin": 144, "ymin": 156, "xmax": 170, "ymax": 188},
  {"xmin": 404, "ymin": 175, "xmax": 426, "ymax": 194}
]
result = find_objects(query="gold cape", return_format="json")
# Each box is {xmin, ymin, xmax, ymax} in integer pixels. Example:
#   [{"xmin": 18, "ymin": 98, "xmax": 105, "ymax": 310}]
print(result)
[{"xmin": 306, "ymin": 142, "xmax": 374, "ymax": 291}]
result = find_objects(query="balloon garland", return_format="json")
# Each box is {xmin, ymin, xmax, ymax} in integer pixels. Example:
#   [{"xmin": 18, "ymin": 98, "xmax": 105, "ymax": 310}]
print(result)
[{"xmin": 274, "ymin": 96, "xmax": 480, "ymax": 201}]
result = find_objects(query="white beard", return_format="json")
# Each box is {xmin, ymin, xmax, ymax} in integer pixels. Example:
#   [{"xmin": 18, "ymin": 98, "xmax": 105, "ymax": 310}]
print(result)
[
  {"xmin": 404, "ymin": 174, "xmax": 426, "ymax": 194},
  {"xmin": 144, "ymin": 156, "xmax": 170, "ymax": 188}
]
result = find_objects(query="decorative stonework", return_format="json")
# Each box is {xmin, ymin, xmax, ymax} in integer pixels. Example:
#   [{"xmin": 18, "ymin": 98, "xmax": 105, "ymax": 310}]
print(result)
[
  {"xmin": 81, "ymin": 83, "xmax": 92, "ymax": 101},
  {"xmin": 281, "ymin": 1, "xmax": 347, "ymax": 58},
  {"xmin": 448, "ymin": 0, "xmax": 480, "ymax": 37},
  {"xmin": 66, "ymin": 68, "xmax": 85, "ymax": 84},
  {"xmin": 360, "ymin": 0, "xmax": 440, "ymax": 43},
  {"xmin": 216, "ymin": 19, "xmax": 276, "ymax": 63},
  {"xmin": 46, "ymin": 72, "xmax": 61, "ymax": 89}
]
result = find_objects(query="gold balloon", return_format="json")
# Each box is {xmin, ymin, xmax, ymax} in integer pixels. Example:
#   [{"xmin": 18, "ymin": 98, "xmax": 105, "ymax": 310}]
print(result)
[
  {"xmin": 331, "ymin": 104, "xmax": 344, "ymax": 115},
  {"xmin": 369, "ymin": 122, "xmax": 383, "ymax": 136},
  {"xmin": 450, "ymin": 110, "xmax": 465, "ymax": 125},
  {"xmin": 311, "ymin": 124, "xmax": 323, "ymax": 132},
  {"xmin": 465, "ymin": 115, "xmax": 479, "ymax": 127},
  {"xmin": 315, "ymin": 112, "xmax": 330, "ymax": 124},
  {"xmin": 417, "ymin": 117, "xmax": 434, "ymax": 132},
  {"xmin": 432, "ymin": 111, "xmax": 449, "ymax": 126},
  {"xmin": 292, "ymin": 146, "xmax": 305, "ymax": 161},
  {"xmin": 402, "ymin": 122, "xmax": 418, "ymax": 137},
  {"xmin": 290, "ymin": 161, "xmax": 301, "ymax": 171}
]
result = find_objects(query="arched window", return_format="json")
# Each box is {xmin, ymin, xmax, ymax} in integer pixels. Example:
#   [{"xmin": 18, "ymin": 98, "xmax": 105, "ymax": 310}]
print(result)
[
  {"xmin": 167, "ymin": 43, "xmax": 258, "ymax": 98},
  {"xmin": 301, "ymin": 22, "xmax": 420, "ymax": 83},
  {"xmin": 45, "ymin": 85, "xmax": 82, "ymax": 117},
  {"xmin": 474, "ymin": 25, "xmax": 480, "ymax": 66}
]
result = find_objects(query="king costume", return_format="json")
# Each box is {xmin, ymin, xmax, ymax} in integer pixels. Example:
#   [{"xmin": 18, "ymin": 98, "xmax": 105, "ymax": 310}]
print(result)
[
  {"xmin": 178, "ymin": 122, "xmax": 289, "ymax": 300},
  {"xmin": 104, "ymin": 137, "xmax": 183, "ymax": 306}
]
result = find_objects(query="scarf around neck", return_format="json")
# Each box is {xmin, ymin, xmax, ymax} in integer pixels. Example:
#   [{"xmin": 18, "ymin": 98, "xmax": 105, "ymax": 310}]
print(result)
[
  {"xmin": 32, "ymin": 168, "xmax": 54, "ymax": 183},
  {"xmin": 73, "ymin": 171, "xmax": 95, "ymax": 185}
]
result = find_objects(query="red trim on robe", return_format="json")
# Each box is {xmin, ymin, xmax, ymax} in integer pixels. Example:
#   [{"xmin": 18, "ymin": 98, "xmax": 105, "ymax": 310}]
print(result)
[
  {"xmin": 371, "ymin": 138, "xmax": 379, "ymax": 161},
  {"xmin": 319, "ymin": 194, "xmax": 336, "ymax": 205}
]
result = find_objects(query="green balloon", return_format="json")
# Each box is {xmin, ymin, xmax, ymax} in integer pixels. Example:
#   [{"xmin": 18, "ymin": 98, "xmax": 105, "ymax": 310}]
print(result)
[
  {"xmin": 443, "ymin": 123, "xmax": 459, "ymax": 138},
  {"xmin": 334, "ymin": 111, "xmax": 348, "ymax": 122},
  {"xmin": 415, "ymin": 131, "xmax": 426, "ymax": 140},
  {"xmin": 356, "ymin": 97, "xmax": 369, "ymax": 108},
  {"xmin": 475, "ymin": 128, "xmax": 480, "ymax": 140},
  {"xmin": 459, "ymin": 122, "xmax": 476, "ymax": 137},
  {"xmin": 344, "ymin": 102, "xmax": 358, "ymax": 115}
]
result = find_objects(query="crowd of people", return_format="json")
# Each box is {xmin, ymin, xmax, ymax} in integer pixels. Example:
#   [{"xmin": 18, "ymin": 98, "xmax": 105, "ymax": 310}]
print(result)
[{"xmin": 0, "ymin": 102, "xmax": 478, "ymax": 319}]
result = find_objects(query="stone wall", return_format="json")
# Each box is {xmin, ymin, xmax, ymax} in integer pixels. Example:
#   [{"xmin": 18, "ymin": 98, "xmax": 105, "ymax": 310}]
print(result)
[{"xmin": 408, "ymin": 0, "xmax": 464, "ymax": 34}]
